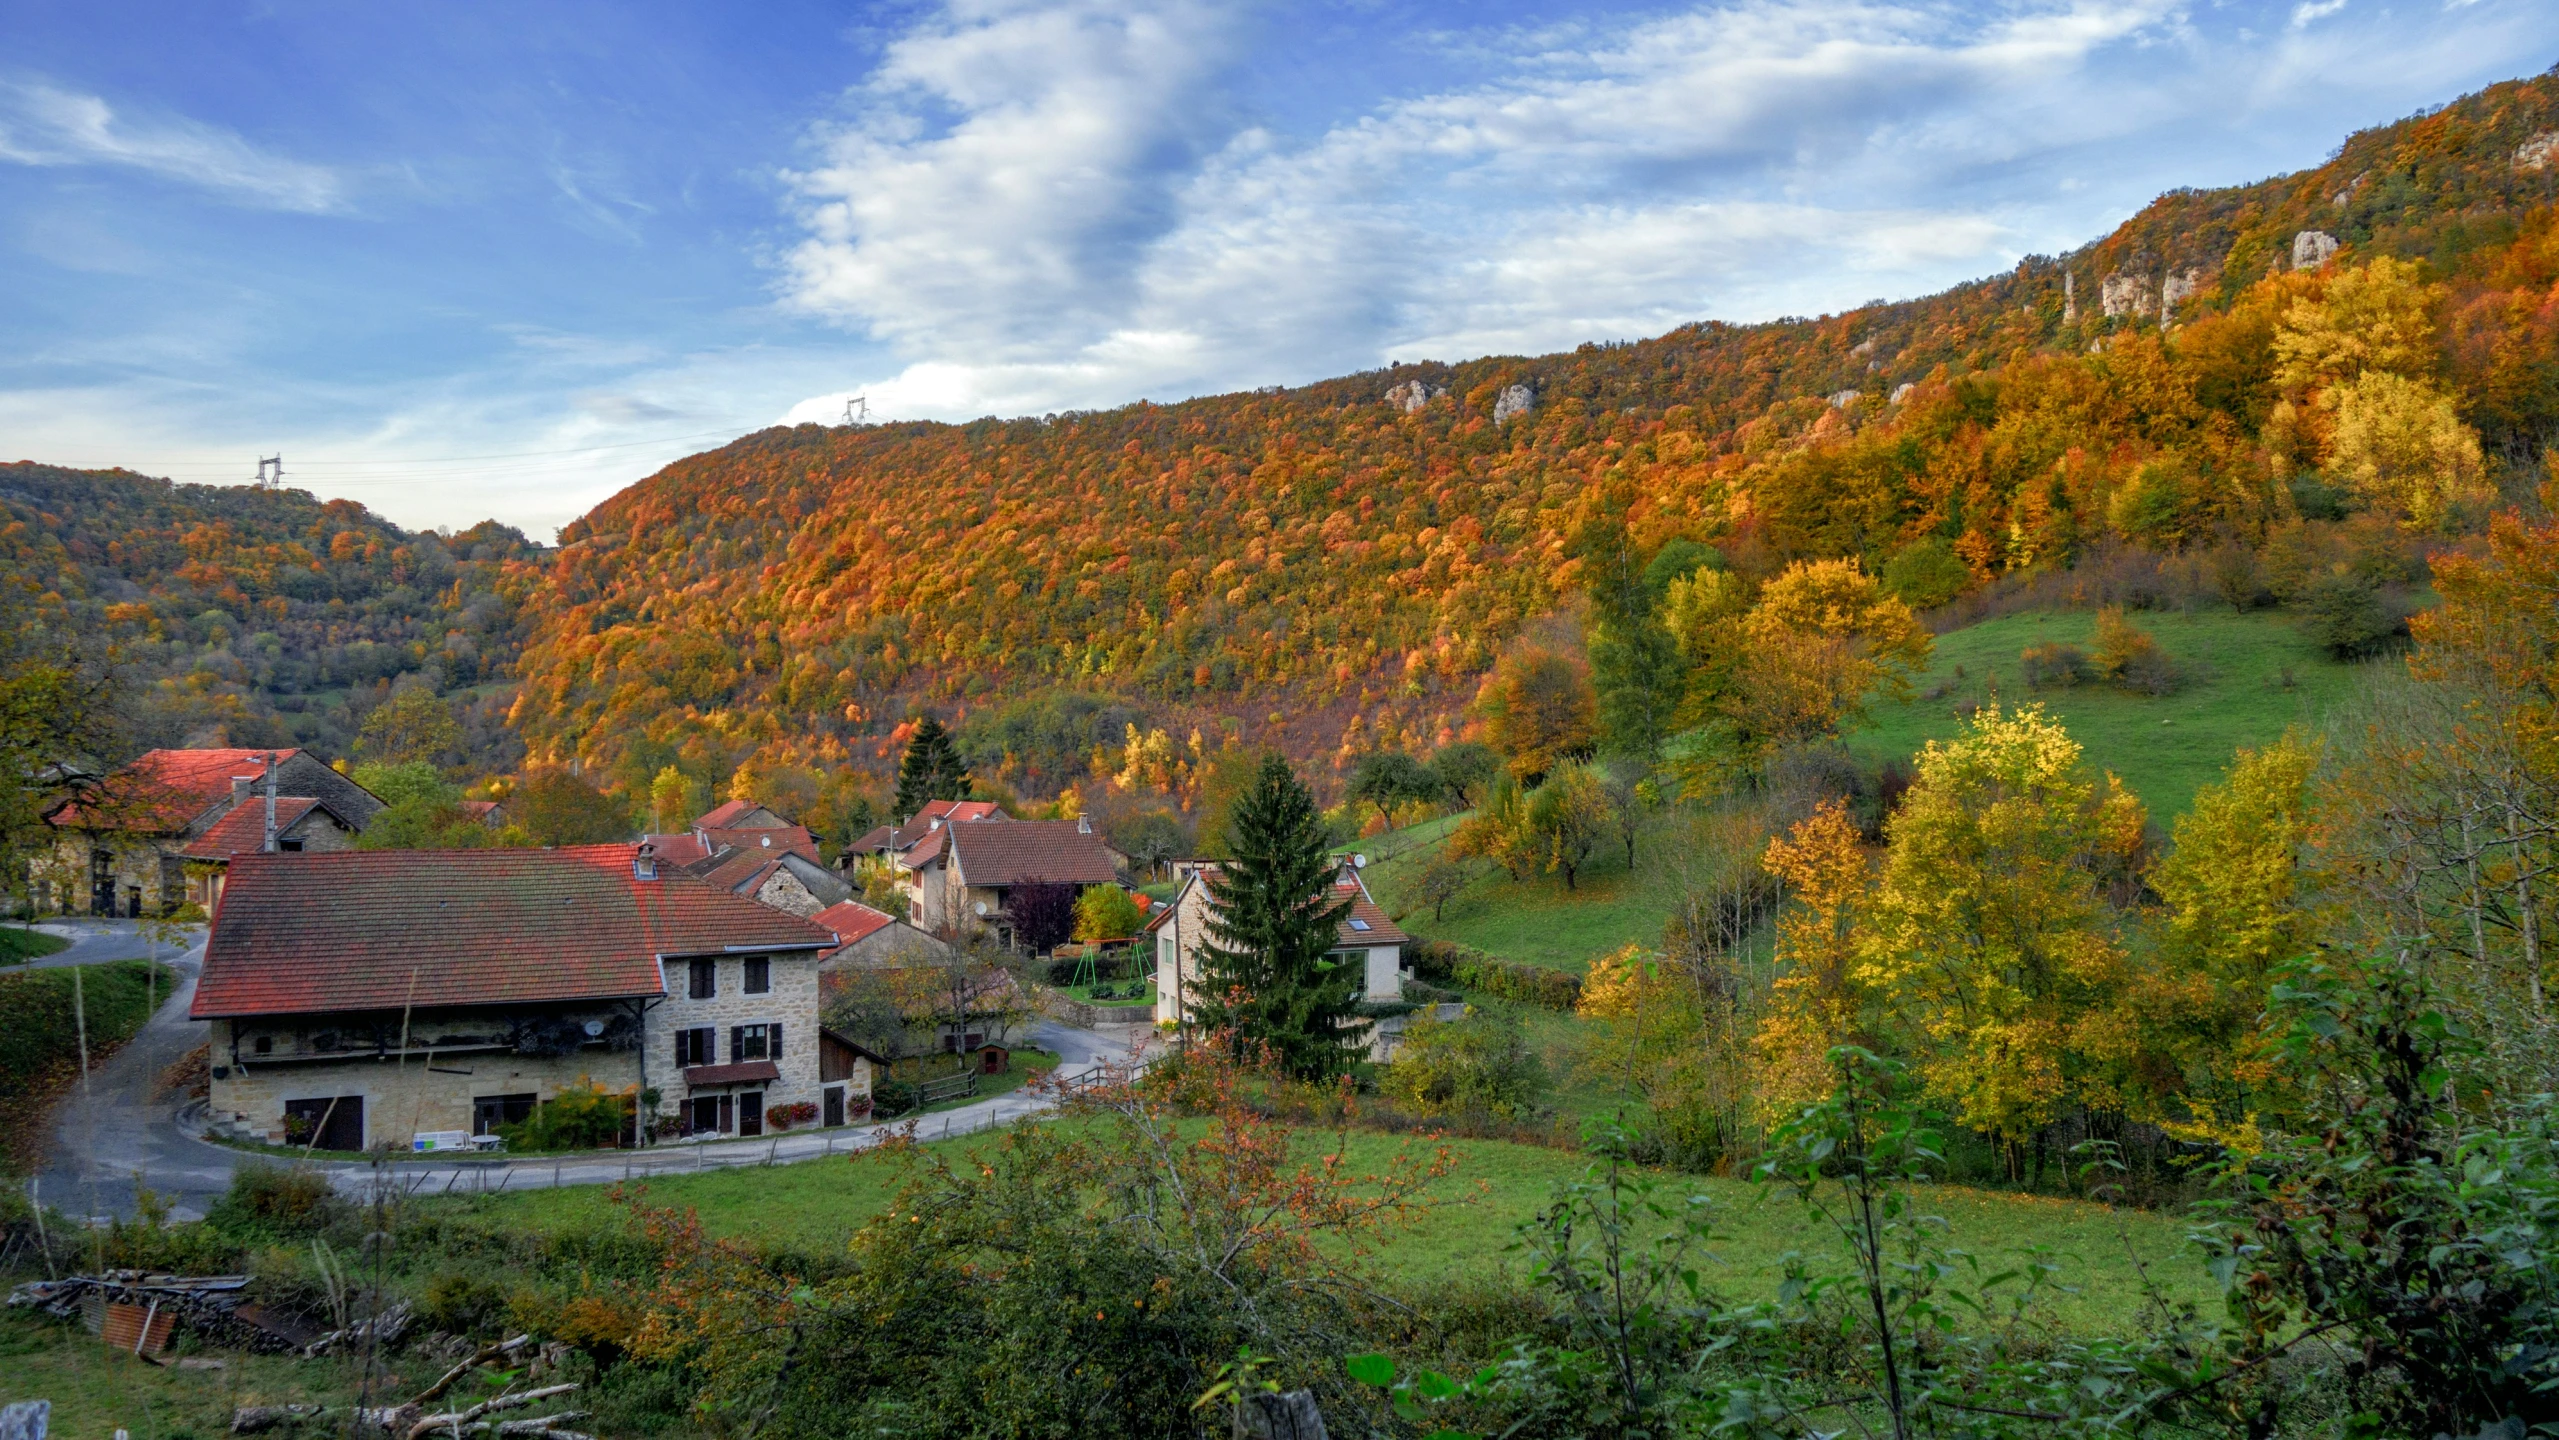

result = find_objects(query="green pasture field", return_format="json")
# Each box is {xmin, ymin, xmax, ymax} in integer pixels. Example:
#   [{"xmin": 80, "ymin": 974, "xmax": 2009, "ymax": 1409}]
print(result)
[
  {"xmin": 426, "ymin": 1124, "xmax": 2210, "ymax": 1336},
  {"xmin": 1850, "ymin": 607, "xmax": 2377, "ymax": 821}
]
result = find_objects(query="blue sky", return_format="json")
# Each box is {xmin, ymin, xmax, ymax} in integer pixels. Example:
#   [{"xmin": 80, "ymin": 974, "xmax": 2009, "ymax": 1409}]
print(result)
[{"xmin": 3, "ymin": 1, "xmax": 2552, "ymax": 536}]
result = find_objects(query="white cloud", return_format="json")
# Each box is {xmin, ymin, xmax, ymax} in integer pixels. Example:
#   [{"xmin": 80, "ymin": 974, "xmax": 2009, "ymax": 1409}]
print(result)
[
  {"xmin": 778, "ymin": 0, "xmax": 2198, "ymax": 418},
  {"xmin": 2290, "ymin": 0, "xmax": 2349, "ymax": 27},
  {"xmin": 0, "ymin": 79, "xmax": 346, "ymax": 213}
]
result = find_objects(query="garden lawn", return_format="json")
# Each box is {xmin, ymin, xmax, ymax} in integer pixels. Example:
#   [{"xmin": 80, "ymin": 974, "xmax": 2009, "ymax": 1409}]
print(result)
[
  {"xmin": 0, "ymin": 925, "xmax": 68, "ymax": 965},
  {"xmin": 426, "ymin": 1126, "xmax": 2208, "ymax": 1336},
  {"xmin": 1850, "ymin": 606, "xmax": 2377, "ymax": 819}
]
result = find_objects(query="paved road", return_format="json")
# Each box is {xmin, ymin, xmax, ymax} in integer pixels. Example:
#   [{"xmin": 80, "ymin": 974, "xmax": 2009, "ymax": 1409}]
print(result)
[
  {"xmin": 33, "ymin": 923, "xmax": 229, "ymax": 1222},
  {"xmin": 8, "ymin": 917, "xmax": 188, "ymax": 971},
  {"xmin": 31, "ymin": 939, "xmax": 1153, "ymax": 1222}
]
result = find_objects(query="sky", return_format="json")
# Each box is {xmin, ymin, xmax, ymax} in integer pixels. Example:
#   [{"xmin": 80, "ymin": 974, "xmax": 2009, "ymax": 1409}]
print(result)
[{"xmin": 2, "ymin": 1, "xmax": 2553, "ymax": 538}]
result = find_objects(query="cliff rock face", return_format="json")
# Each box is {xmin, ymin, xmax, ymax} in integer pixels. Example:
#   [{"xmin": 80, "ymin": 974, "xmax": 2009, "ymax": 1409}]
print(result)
[
  {"xmin": 1491, "ymin": 384, "xmax": 1535, "ymax": 424},
  {"xmin": 1828, "ymin": 389, "xmax": 1861, "ymax": 408},
  {"xmin": 2101, "ymin": 272, "xmax": 2151, "ymax": 318},
  {"xmin": 2520, "ymin": 131, "xmax": 2559, "ymax": 172},
  {"xmin": 2292, "ymin": 230, "xmax": 2340, "ymax": 269},
  {"xmin": 1383, "ymin": 380, "xmax": 1444, "ymax": 414},
  {"xmin": 2160, "ymin": 267, "xmax": 2206, "ymax": 325}
]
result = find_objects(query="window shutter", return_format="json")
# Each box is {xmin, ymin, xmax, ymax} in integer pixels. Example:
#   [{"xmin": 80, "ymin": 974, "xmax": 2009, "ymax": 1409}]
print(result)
[
  {"xmin": 729, "ymin": 1026, "xmax": 742, "ymax": 1063},
  {"xmin": 770, "ymin": 1023, "xmax": 783, "ymax": 1060}
]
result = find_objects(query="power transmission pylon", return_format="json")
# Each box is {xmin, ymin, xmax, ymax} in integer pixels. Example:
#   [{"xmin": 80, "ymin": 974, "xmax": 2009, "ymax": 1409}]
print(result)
[
  {"xmin": 255, "ymin": 455, "xmax": 284, "ymax": 489},
  {"xmin": 841, "ymin": 395, "xmax": 869, "ymax": 426}
]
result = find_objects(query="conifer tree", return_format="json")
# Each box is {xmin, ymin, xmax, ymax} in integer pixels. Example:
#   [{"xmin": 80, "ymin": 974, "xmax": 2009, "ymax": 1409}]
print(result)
[
  {"xmin": 893, "ymin": 717, "xmax": 972, "ymax": 822},
  {"xmin": 1191, "ymin": 753, "xmax": 1365, "ymax": 1079}
]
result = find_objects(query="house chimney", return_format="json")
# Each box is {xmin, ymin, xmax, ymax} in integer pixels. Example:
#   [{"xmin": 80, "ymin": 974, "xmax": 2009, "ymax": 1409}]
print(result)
[
  {"xmin": 1077, "ymin": 815, "xmax": 1092, "ymax": 834},
  {"xmin": 261, "ymin": 753, "xmax": 279, "ymax": 853},
  {"xmin": 231, "ymin": 776, "xmax": 252, "ymax": 800},
  {"xmin": 635, "ymin": 841, "xmax": 658, "ymax": 882}
]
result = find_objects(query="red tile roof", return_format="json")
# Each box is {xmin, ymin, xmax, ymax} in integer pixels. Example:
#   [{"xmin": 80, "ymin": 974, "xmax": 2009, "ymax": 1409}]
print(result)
[
  {"xmin": 700, "ymin": 824, "xmax": 820, "ymax": 864},
  {"xmin": 693, "ymin": 799, "xmax": 774, "ymax": 830},
  {"xmin": 680, "ymin": 1060, "xmax": 779, "ymax": 1086},
  {"xmin": 642, "ymin": 831, "xmax": 713, "ymax": 866},
  {"xmin": 1331, "ymin": 882, "xmax": 1409, "ymax": 947},
  {"xmin": 947, "ymin": 820, "xmax": 1118, "ymax": 886},
  {"xmin": 191, "ymin": 845, "xmax": 837, "ymax": 1020},
  {"xmin": 49, "ymin": 748, "xmax": 302, "ymax": 833},
  {"xmin": 811, "ymin": 900, "xmax": 897, "ymax": 948},
  {"xmin": 179, "ymin": 799, "xmax": 326, "ymax": 861}
]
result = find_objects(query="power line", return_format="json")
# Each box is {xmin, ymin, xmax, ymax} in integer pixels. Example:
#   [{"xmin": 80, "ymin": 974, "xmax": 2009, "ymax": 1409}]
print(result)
[{"xmin": 29, "ymin": 425, "xmax": 759, "ymax": 475}]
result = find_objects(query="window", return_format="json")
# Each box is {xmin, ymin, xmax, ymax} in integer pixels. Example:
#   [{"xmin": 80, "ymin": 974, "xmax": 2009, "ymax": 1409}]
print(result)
[
  {"xmin": 278, "ymin": 837, "xmax": 306, "ymax": 853},
  {"xmin": 253, "ymin": 1035, "xmax": 272, "ymax": 1056},
  {"xmin": 689, "ymin": 959, "xmax": 716, "ymax": 1000},
  {"xmin": 1347, "ymin": 917, "xmax": 1370, "ymax": 932},
  {"xmin": 732, "ymin": 1024, "xmax": 770, "ymax": 1061},
  {"xmin": 744, "ymin": 956, "xmax": 770, "ymax": 994},
  {"xmin": 675, "ymin": 1027, "xmax": 716, "ymax": 1068},
  {"xmin": 689, "ymin": 1095, "xmax": 723, "ymax": 1134}
]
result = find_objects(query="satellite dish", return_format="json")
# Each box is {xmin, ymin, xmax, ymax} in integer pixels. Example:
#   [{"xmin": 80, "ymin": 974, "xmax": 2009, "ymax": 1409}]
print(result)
[
  {"xmin": 582, "ymin": 1019, "xmax": 605, "ymax": 1037},
  {"xmin": 1352, "ymin": 854, "xmax": 1368, "ymax": 869},
  {"xmin": 973, "ymin": 900, "xmax": 989, "ymax": 917}
]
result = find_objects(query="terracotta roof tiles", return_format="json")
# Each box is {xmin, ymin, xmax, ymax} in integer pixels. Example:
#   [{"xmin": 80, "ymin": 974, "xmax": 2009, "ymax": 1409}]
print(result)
[
  {"xmin": 191, "ymin": 845, "xmax": 836, "ymax": 1020},
  {"xmin": 179, "ymin": 799, "xmax": 325, "ymax": 862},
  {"xmin": 947, "ymin": 820, "xmax": 1119, "ymax": 886}
]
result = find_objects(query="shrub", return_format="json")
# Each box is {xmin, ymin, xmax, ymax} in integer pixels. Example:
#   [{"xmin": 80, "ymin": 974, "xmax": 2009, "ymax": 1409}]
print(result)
[
  {"xmin": 1381, "ymin": 1011, "xmax": 1548, "ymax": 1119},
  {"xmin": 420, "ymin": 1269, "xmax": 511, "ymax": 1338},
  {"xmin": 2092, "ymin": 605, "xmax": 2183, "ymax": 694},
  {"xmin": 498, "ymin": 1080, "xmax": 634, "ymax": 1151},
  {"xmin": 873, "ymin": 1078, "xmax": 920, "ymax": 1117},
  {"xmin": 206, "ymin": 1163, "xmax": 348, "ymax": 1239},
  {"xmin": 2019, "ymin": 640, "xmax": 2091, "ymax": 688},
  {"xmin": 1073, "ymin": 884, "xmax": 1145, "ymax": 943},
  {"xmin": 2300, "ymin": 570, "xmax": 2403, "ymax": 657}
]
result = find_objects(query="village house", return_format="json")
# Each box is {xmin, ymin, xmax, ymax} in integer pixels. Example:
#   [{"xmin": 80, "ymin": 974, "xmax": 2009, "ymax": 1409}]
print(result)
[
  {"xmin": 1148, "ymin": 860, "xmax": 1411, "ymax": 1058},
  {"xmin": 905, "ymin": 814, "xmax": 1121, "ymax": 948},
  {"xmin": 811, "ymin": 898, "xmax": 956, "ymax": 969},
  {"xmin": 191, "ymin": 843, "xmax": 865, "ymax": 1149},
  {"xmin": 37, "ymin": 748, "xmax": 384, "ymax": 917},
  {"xmin": 842, "ymin": 799, "xmax": 1005, "ymax": 872},
  {"xmin": 642, "ymin": 798, "xmax": 855, "ymax": 919}
]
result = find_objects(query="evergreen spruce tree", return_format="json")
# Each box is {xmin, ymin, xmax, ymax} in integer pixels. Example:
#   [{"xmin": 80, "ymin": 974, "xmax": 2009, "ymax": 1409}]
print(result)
[
  {"xmin": 893, "ymin": 717, "xmax": 972, "ymax": 822},
  {"xmin": 1190, "ymin": 753, "xmax": 1366, "ymax": 1079}
]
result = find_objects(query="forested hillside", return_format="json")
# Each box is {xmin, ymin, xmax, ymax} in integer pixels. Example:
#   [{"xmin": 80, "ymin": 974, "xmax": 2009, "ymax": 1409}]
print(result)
[
  {"xmin": 509, "ymin": 69, "xmax": 2559, "ymax": 804},
  {"xmin": 0, "ymin": 463, "xmax": 543, "ymax": 765}
]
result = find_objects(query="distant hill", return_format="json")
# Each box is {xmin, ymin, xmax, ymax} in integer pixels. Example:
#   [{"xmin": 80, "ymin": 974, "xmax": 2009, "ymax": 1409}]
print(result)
[
  {"xmin": 504, "ymin": 68, "xmax": 2559, "ymax": 800},
  {"xmin": 0, "ymin": 463, "xmax": 542, "ymax": 765}
]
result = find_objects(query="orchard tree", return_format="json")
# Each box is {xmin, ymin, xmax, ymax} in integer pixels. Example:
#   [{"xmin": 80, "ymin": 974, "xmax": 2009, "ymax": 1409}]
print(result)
[
  {"xmin": 893, "ymin": 716, "xmax": 972, "ymax": 822},
  {"xmin": 1428, "ymin": 741, "xmax": 1501, "ymax": 810},
  {"xmin": 1526, "ymin": 762, "xmax": 1612, "ymax": 890},
  {"xmin": 1348, "ymin": 749, "xmax": 1439, "ymax": 832},
  {"xmin": 1191, "ymin": 753, "xmax": 1364, "ymax": 1079}
]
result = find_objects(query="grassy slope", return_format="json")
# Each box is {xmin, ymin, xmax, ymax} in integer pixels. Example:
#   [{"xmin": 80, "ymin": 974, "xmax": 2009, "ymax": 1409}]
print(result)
[
  {"xmin": 1358, "ymin": 809, "xmax": 1695, "ymax": 975},
  {"xmin": 427, "ymin": 1125, "xmax": 2208, "ymax": 1335},
  {"xmin": 1, "ymin": 1308, "xmax": 367, "ymax": 1440},
  {"xmin": 0, "ymin": 926, "xmax": 69, "ymax": 965},
  {"xmin": 1850, "ymin": 606, "xmax": 2374, "ymax": 821}
]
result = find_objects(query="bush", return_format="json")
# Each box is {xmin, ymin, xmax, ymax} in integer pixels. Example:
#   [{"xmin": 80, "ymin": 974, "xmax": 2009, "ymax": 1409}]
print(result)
[
  {"xmin": 1408, "ymin": 939, "xmax": 1581, "ymax": 1010},
  {"xmin": 2019, "ymin": 640, "xmax": 2091, "ymax": 688},
  {"xmin": 1381, "ymin": 1011, "xmax": 1548, "ymax": 1119},
  {"xmin": 2092, "ymin": 605, "xmax": 2183, "ymax": 694},
  {"xmin": 206, "ymin": 1163, "xmax": 349, "ymax": 1239},
  {"xmin": 497, "ymin": 1081, "xmax": 634, "ymax": 1151},
  {"xmin": 2300, "ymin": 570, "xmax": 2403, "ymax": 658},
  {"xmin": 420, "ymin": 1269, "xmax": 511, "ymax": 1338},
  {"xmin": 872, "ymin": 1079, "xmax": 920, "ymax": 1118}
]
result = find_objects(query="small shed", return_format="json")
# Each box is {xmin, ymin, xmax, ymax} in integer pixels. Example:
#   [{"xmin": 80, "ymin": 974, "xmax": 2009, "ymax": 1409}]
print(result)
[
  {"xmin": 819, "ymin": 1026, "xmax": 892, "ymax": 1125},
  {"xmin": 977, "ymin": 1043, "xmax": 1011, "ymax": 1076}
]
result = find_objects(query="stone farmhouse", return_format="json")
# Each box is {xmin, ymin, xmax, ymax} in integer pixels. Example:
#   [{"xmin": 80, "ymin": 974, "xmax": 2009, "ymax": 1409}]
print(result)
[
  {"xmin": 904, "ymin": 813, "xmax": 1121, "ymax": 948},
  {"xmin": 811, "ymin": 899, "xmax": 954, "ymax": 969},
  {"xmin": 37, "ymin": 747, "xmax": 384, "ymax": 916},
  {"xmin": 191, "ymin": 843, "xmax": 870, "ymax": 1150},
  {"xmin": 642, "ymin": 798, "xmax": 854, "ymax": 919},
  {"xmin": 1147, "ymin": 860, "xmax": 1411, "ymax": 1058}
]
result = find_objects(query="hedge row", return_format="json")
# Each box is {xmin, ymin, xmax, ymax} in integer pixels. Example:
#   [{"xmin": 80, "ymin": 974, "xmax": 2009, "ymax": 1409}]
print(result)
[{"xmin": 1406, "ymin": 939, "xmax": 1581, "ymax": 1011}]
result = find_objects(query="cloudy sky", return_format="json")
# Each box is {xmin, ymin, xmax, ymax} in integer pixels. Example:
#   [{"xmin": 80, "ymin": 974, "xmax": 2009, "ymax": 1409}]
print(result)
[{"xmin": 3, "ymin": 1, "xmax": 2551, "ymax": 536}]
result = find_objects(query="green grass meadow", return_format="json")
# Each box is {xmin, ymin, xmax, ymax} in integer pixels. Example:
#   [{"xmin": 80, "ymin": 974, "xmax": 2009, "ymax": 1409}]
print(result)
[
  {"xmin": 424, "ymin": 1123, "xmax": 2210, "ymax": 1335},
  {"xmin": 1851, "ymin": 606, "xmax": 2375, "ymax": 821},
  {"xmin": 0, "ymin": 925, "xmax": 69, "ymax": 965}
]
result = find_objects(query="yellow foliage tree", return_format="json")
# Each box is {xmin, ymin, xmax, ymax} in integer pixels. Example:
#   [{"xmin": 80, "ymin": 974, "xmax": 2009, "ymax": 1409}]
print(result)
[
  {"xmin": 2119, "ymin": 733, "xmax": 2323, "ymax": 1144},
  {"xmin": 1753, "ymin": 799, "xmax": 1870, "ymax": 1113},
  {"xmin": 2273, "ymin": 254, "xmax": 2442, "ymax": 392},
  {"xmin": 2322, "ymin": 371, "xmax": 2492, "ymax": 529},
  {"xmin": 1854, "ymin": 704, "xmax": 2142, "ymax": 1161},
  {"xmin": 1472, "ymin": 645, "xmax": 1597, "ymax": 782}
]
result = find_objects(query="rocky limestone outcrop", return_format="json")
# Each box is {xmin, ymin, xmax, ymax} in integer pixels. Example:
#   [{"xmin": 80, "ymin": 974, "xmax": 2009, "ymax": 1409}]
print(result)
[
  {"xmin": 2519, "ymin": 131, "xmax": 2559, "ymax": 172},
  {"xmin": 2101, "ymin": 272, "xmax": 2151, "ymax": 318},
  {"xmin": 1890, "ymin": 383, "xmax": 1917, "ymax": 405},
  {"xmin": 1491, "ymin": 383, "xmax": 1535, "ymax": 424},
  {"xmin": 1828, "ymin": 389, "xmax": 1861, "ymax": 409},
  {"xmin": 2292, "ymin": 230, "xmax": 2340, "ymax": 270},
  {"xmin": 2160, "ymin": 267, "xmax": 2207, "ymax": 325},
  {"xmin": 2063, "ymin": 271, "xmax": 2077, "ymax": 324},
  {"xmin": 1383, "ymin": 379, "xmax": 1445, "ymax": 414}
]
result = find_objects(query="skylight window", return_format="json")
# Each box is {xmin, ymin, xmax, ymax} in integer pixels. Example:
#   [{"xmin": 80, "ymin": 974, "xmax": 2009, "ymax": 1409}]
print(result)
[{"xmin": 1347, "ymin": 918, "xmax": 1371, "ymax": 931}]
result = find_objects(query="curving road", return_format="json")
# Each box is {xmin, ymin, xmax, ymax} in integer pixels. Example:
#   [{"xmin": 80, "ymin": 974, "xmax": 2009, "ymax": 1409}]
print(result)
[{"xmin": 26, "ymin": 921, "xmax": 1152, "ymax": 1222}]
